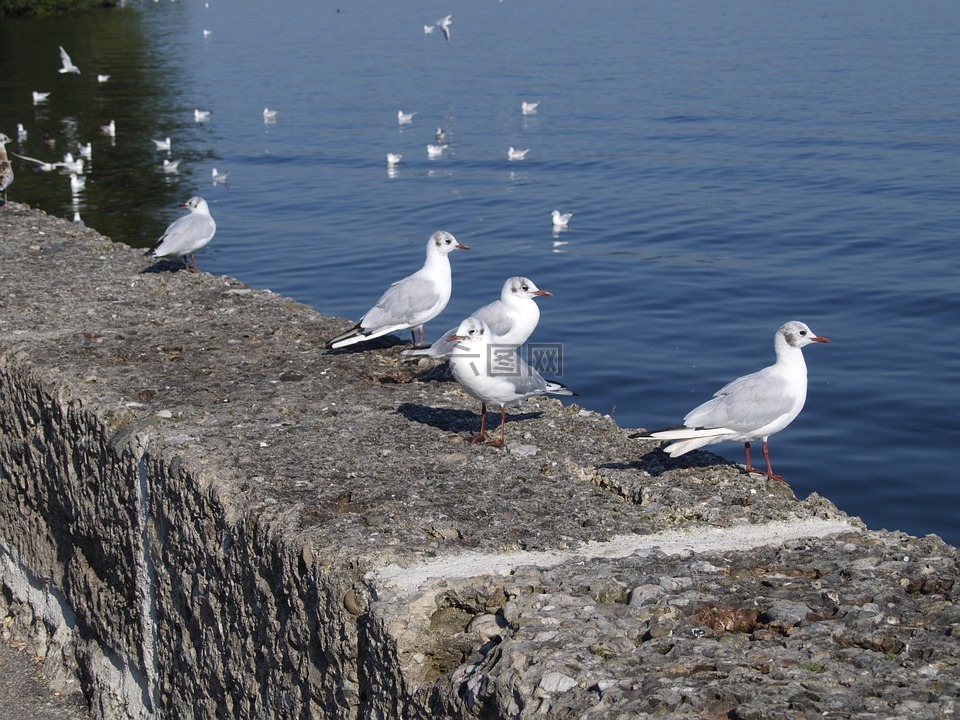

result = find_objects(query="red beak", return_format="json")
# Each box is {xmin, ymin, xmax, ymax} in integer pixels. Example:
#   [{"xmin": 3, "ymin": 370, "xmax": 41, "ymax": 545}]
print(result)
[
  {"xmin": 456, "ymin": 243, "xmax": 471, "ymax": 250},
  {"xmin": 533, "ymin": 289, "xmax": 552, "ymax": 297},
  {"xmin": 812, "ymin": 335, "xmax": 831, "ymax": 344}
]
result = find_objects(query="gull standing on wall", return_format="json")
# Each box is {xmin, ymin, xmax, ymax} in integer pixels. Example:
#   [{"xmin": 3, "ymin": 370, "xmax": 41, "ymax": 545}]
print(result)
[
  {"xmin": 145, "ymin": 196, "xmax": 217, "ymax": 273},
  {"xmin": 326, "ymin": 231, "xmax": 470, "ymax": 349},
  {"xmin": 632, "ymin": 321, "xmax": 830, "ymax": 484}
]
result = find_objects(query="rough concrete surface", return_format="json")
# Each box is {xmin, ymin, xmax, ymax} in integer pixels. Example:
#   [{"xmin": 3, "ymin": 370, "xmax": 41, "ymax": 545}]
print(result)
[{"xmin": 0, "ymin": 202, "xmax": 957, "ymax": 719}]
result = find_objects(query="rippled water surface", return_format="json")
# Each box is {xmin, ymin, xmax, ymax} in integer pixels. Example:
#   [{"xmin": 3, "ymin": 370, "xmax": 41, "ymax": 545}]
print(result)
[{"xmin": 2, "ymin": 0, "xmax": 958, "ymax": 544}]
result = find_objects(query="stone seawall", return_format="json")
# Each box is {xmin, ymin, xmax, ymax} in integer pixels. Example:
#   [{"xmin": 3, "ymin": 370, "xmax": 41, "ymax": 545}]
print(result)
[{"xmin": 0, "ymin": 204, "xmax": 957, "ymax": 719}]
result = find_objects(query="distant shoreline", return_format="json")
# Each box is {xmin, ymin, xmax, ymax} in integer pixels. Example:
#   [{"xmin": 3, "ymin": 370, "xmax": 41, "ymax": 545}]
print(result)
[{"xmin": 0, "ymin": 0, "xmax": 116, "ymax": 18}]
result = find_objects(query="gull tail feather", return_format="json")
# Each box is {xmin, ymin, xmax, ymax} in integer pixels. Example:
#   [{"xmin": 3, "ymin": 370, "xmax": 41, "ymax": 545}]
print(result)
[{"xmin": 630, "ymin": 425, "xmax": 732, "ymax": 457}]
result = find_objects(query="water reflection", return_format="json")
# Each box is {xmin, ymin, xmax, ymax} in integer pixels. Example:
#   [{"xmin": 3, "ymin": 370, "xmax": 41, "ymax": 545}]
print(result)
[{"xmin": 0, "ymin": 5, "xmax": 188, "ymax": 247}]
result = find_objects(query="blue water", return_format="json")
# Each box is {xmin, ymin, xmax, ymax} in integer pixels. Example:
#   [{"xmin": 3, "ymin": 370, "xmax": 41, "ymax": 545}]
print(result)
[{"xmin": 2, "ymin": 0, "xmax": 958, "ymax": 545}]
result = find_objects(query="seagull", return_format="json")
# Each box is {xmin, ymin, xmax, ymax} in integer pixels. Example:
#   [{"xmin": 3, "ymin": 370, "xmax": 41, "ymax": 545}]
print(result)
[
  {"xmin": 12, "ymin": 152, "xmax": 62, "ymax": 172},
  {"xmin": 403, "ymin": 276, "xmax": 551, "ymax": 359},
  {"xmin": 397, "ymin": 110, "xmax": 417, "ymax": 125},
  {"xmin": 427, "ymin": 143, "xmax": 448, "ymax": 158},
  {"xmin": 447, "ymin": 317, "xmax": 575, "ymax": 448},
  {"xmin": 32, "ymin": 91, "xmax": 51, "ymax": 104},
  {"xmin": 77, "ymin": 142, "xmax": 92, "ymax": 160},
  {"xmin": 0, "ymin": 133, "xmax": 13, "ymax": 207},
  {"xmin": 436, "ymin": 14, "xmax": 453, "ymax": 41},
  {"xmin": 194, "ymin": 109, "xmax": 211, "ymax": 122},
  {"xmin": 631, "ymin": 321, "xmax": 831, "ymax": 484},
  {"xmin": 508, "ymin": 147, "xmax": 530, "ymax": 161},
  {"xmin": 152, "ymin": 137, "xmax": 171, "ymax": 152},
  {"xmin": 60, "ymin": 153, "xmax": 84, "ymax": 174},
  {"xmin": 262, "ymin": 107, "xmax": 279, "ymax": 122},
  {"xmin": 97, "ymin": 74, "xmax": 110, "ymax": 83},
  {"xmin": 521, "ymin": 101, "xmax": 540, "ymax": 115},
  {"xmin": 144, "ymin": 196, "xmax": 217, "ymax": 273},
  {"xmin": 326, "ymin": 230, "xmax": 470, "ymax": 350},
  {"xmin": 423, "ymin": 24, "xmax": 435, "ymax": 34},
  {"xmin": 16, "ymin": 124, "xmax": 27, "ymax": 142},
  {"xmin": 435, "ymin": 128, "xmax": 447, "ymax": 143},
  {"xmin": 58, "ymin": 46, "xmax": 80, "ymax": 74},
  {"xmin": 69, "ymin": 173, "xmax": 86, "ymax": 194},
  {"xmin": 162, "ymin": 158, "xmax": 181, "ymax": 173},
  {"xmin": 386, "ymin": 152, "xmax": 403, "ymax": 166},
  {"xmin": 100, "ymin": 120, "xmax": 116, "ymax": 137},
  {"xmin": 202, "ymin": 29, "xmax": 212, "ymax": 38},
  {"xmin": 211, "ymin": 167, "xmax": 229, "ymax": 184},
  {"xmin": 551, "ymin": 210, "xmax": 572, "ymax": 229}
]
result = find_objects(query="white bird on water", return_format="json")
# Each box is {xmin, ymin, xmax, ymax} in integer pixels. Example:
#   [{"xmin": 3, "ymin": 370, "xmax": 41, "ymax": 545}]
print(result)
[
  {"xmin": 423, "ymin": 24, "xmax": 435, "ymax": 34},
  {"xmin": 162, "ymin": 158, "xmax": 181, "ymax": 173},
  {"xmin": 152, "ymin": 137, "xmax": 171, "ymax": 152},
  {"xmin": 263, "ymin": 107, "xmax": 279, "ymax": 122},
  {"xmin": 326, "ymin": 230, "xmax": 470, "ymax": 350},
  {"xmin": 211, "ymin": 167, "xmax": 229, "ymax": 184},
  {"xmin": 77, "ymin": 142, "xmax": 92, "ymax": 160},
  {"xmin": 386, "ymin": 152, "xmax": 403, "ymax": 166},
  {"xmin": 97, "ymin": 74, "xmax": 110, "ymax": 83},
  {"xmin": 144, "ymin": 196, "xmax": 217, "ymax": 273},
  {"xmin": 58, "ymin": 46, "xmax": 80, "ymax": 74},
  {"xmin": 69, "ymin": 173, "xmax": 86, "ymax": 194},
  {"xmin": 507, "ymin": 147, "xmax": 530, "ymax": 161},
  {"xmin": 397, "ymin": 110, "xmax": 417, "ymax": 125},
  {"xmin": 551, "ymin": 209, "xmax": 572, "ymax": 229},
  {"xmin": 631, "ymin": 321, "xmax": 831, "ymax": 484},
  {"xmin": 403, "ymin": 276, "xmax": 551, "ymax": 360},
  {"xmin": 17, "ymin": 124, "xmax": 27, "ymax": 142},
  {"xmin": 194, "ymin": 109, "xmax": 211, "ymax": 122},
  {"xmin": 100, "ymin": 120, "xmax": 116, "ymax": 137},
  {"xmin": 521, "ymin": 101, "xmax": 540, "ymax": 115},
  {"xmin": 427, "ymin": 143, "xmax": 448, "ymax": 158},
  {"xmin": 60, "ymin": 153, "xmax": 84, "ymax": 174},
  {"xmin": 447, "ymin": 317, "xmax": 575, "ymax": 448},
  {"xmin": 33, "ymin": 91, "xmax": 51, "ymax": 104}
]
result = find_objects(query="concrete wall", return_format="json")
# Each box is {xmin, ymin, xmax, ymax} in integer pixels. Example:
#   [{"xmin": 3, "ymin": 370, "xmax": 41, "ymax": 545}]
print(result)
[{"xmin": 1, "ymin": 205, "xmax": 957, "ymax": 719}]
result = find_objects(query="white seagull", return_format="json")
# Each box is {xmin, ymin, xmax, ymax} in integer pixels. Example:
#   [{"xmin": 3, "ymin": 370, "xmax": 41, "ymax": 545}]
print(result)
[
  {"xmin": 551, "ymin": 209, "xmax": 573, "ymax": 229},
  {"xmin": 423, "ymin": 24, "xmax": 435, "ymax": 34},
  {"xmin": 144, "ymin": 196, "xmax": 217, "ymax": 273},
  {"xmin": 426, "ymin": 143, "xmax": 448, "ymax": 158},
  {"xmin": 32, "ymin": 91, "xmax": 51, "ymax": 104},
  {"xmin": 507, "ymin": 146, "xmax": 530, "ymax": 161},
  {"xmin": 203, "ymin": 29, "xmax": 212, "ymax": 38},
  {"xmin": 436, "ymin": 15, "xmax": 453, "ymax": 41},
  {"xmin": 435, "ymin": 128, "xmax": 447, "ymax": 143},
  {"xmin": 162, "ymin": 158, "xmax": 181, "ymax": 174},
  {"xmin": 403, "ymin": 276, "xmax": 551, "ymax": 360},
  {"xmin": 69, "ymin": 173, "xmax": 86, "ymax": 194},
  {"xmin": 447, "ymin": 317, "xmax": 575, "ymax": 448},
  {"xmin": 397, "ymin": 110, "xmax": 417, "ymax": 125},
  {"xmin": 326, "ymin": 230, "xmax": 470, "ymax": 350},
  {"xmin": 521, "ymin": 101, "xmax": 540, "ymax": 115},
  {"xmin": 263, "ymin": 107, "xmax": 279, "ymax": 122},
  {"xmin": 194, "ymin": 109, "xmax": 211, "ymax": 122},
  {"xmin": 77, "ymin": 142, "xmax": 92, "ymax": 160},
  {"xmin": 58, "ymin": 46, "xmax": 80, "ymax": 74},
  {"xmin": 632, "ymin": 321, "xmax": 831, "ymax": 484},
  {"xmin": 152, "ymin": 137, "xmax": 172, "ymax": 152},
  {"xmin": 60, "ymin": 153, "xmax": 84, "ymax": 174},
  {"xmin": 100, "ymin": 120, "xmax": 116, "ymax": 137},
  {"xmin": 97, "ymin": 74, "xmax": 111, "ymax": 83},
  {"xmin": 16, "ymin": 124, "xmax": 27, "ymax": 142},
  {"xmin": 386, "ymin": 152, "xmax": 403, "ymax": 166},
  {"xmin": 211, "ymin": 167, "xmax": 229, "ymax": 184}
]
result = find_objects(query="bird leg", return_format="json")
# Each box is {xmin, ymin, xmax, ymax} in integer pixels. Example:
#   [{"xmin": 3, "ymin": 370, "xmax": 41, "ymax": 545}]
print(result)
[
  {"xmin": 486, "ymin": 406, "xmax": 507, "ymax": 448},
  {"xmin": 410, "ymin": 327, "xmax": 426, "ymax": 348},
  {"xmin": 468, "ymin": 403, "xmax": 488, "ymax": 444},
  {"xmin": 743, "ymin": 441, "xmax": 788, "ymax": 485}
]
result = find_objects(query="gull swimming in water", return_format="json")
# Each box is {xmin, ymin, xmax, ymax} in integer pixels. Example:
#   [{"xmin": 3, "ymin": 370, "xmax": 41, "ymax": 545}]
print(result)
[
  {"xmin": 0, "ymin": 133, "xmax": 13, "ymax": 207},
  {"xmin": 397, "ymin": 110, "xmax": 417, "ymax": 125},
  {"xmin": 326, "ymin": 230, "xmax": 470, "ymax": 350},
  {"xmin": 33, "ymin": 91, "xmax": 51, "ymax": 104},
  {"xmin": 631, "ymin": 321, "xmax": 831, "ymax": 484},
  {"xmin": 507, "ymin": 147, "xmax": 530, "ymax": 161},
  {"xmin": 203, "ymin": 29, "xmax": 212, "ymax": 38},
  {"xmin": 58, "ymin": 46, "xmax": 80, "ymax": 74},
  {"xmin": 386, "ymin": 152, "xmax": 403, "ymax": 166},
  {"xmin": 16, "ymin": 124, "xmax": 27, "ymax": 142},
  {"xmin": 263, "ymin": 107, "xmax": 279, "ymax": 122},
  {"xmin": 427, "ymin": 143, "xmax": 448, "ymax": 158},
  {"xmin": 435, "ymin": 128, "xmax": 447, "ymax": 143},
  {"xmin": 162, "ymin": 158, "xmax": 181, "ymax": 173},
  {"xmin": 100, "ymin": 120, "xmax": 116, "ymax": 137},
  {"xmin": 404, "ymin": 276, "xmax": 551, "ymax": 360},
  {"xmin": 60, "ymin": 153, "xmax": 84, "ymax": 174},
  {"xmin": 447, "ymin": 317, "xmax": 575, "ymax": 448},
  {"xmin": 77, "ymin": 142, "xmax": 92, "ymax": 160},
  {"xmin": 97, "ymin": 74, "xmax": 110, "ymax": 83},
  {"xmin": 436, "ymin": 14, "xmax": 453, "ymax": 41},
  {"xmin": 145, "ymin": 196, "xmax": 217, "ymax": 273},
  {"xmin": 69, "ymin": 173, "xmax": 86, "ymax": 194},
  {"xmin": 551, "ymin": 209, "xmax": 572, "ymax": 229},
  {"xmin": 211, "ymin": 167, "xmax": 229, "ymax": 184},
  {"xmin": 423, "ymin": 24, "xmax": 435, "ymax": 34},
  {"xmin": 194, "ymin": 109, "xmax": 211, "ymax": 122},
  {"xmin": 152, "ymin": 137, "xmax": 172, "ymax": 152},
  {"xmin": 521, "ymin": 101, "xmax": 540, "ymax": 115}
]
